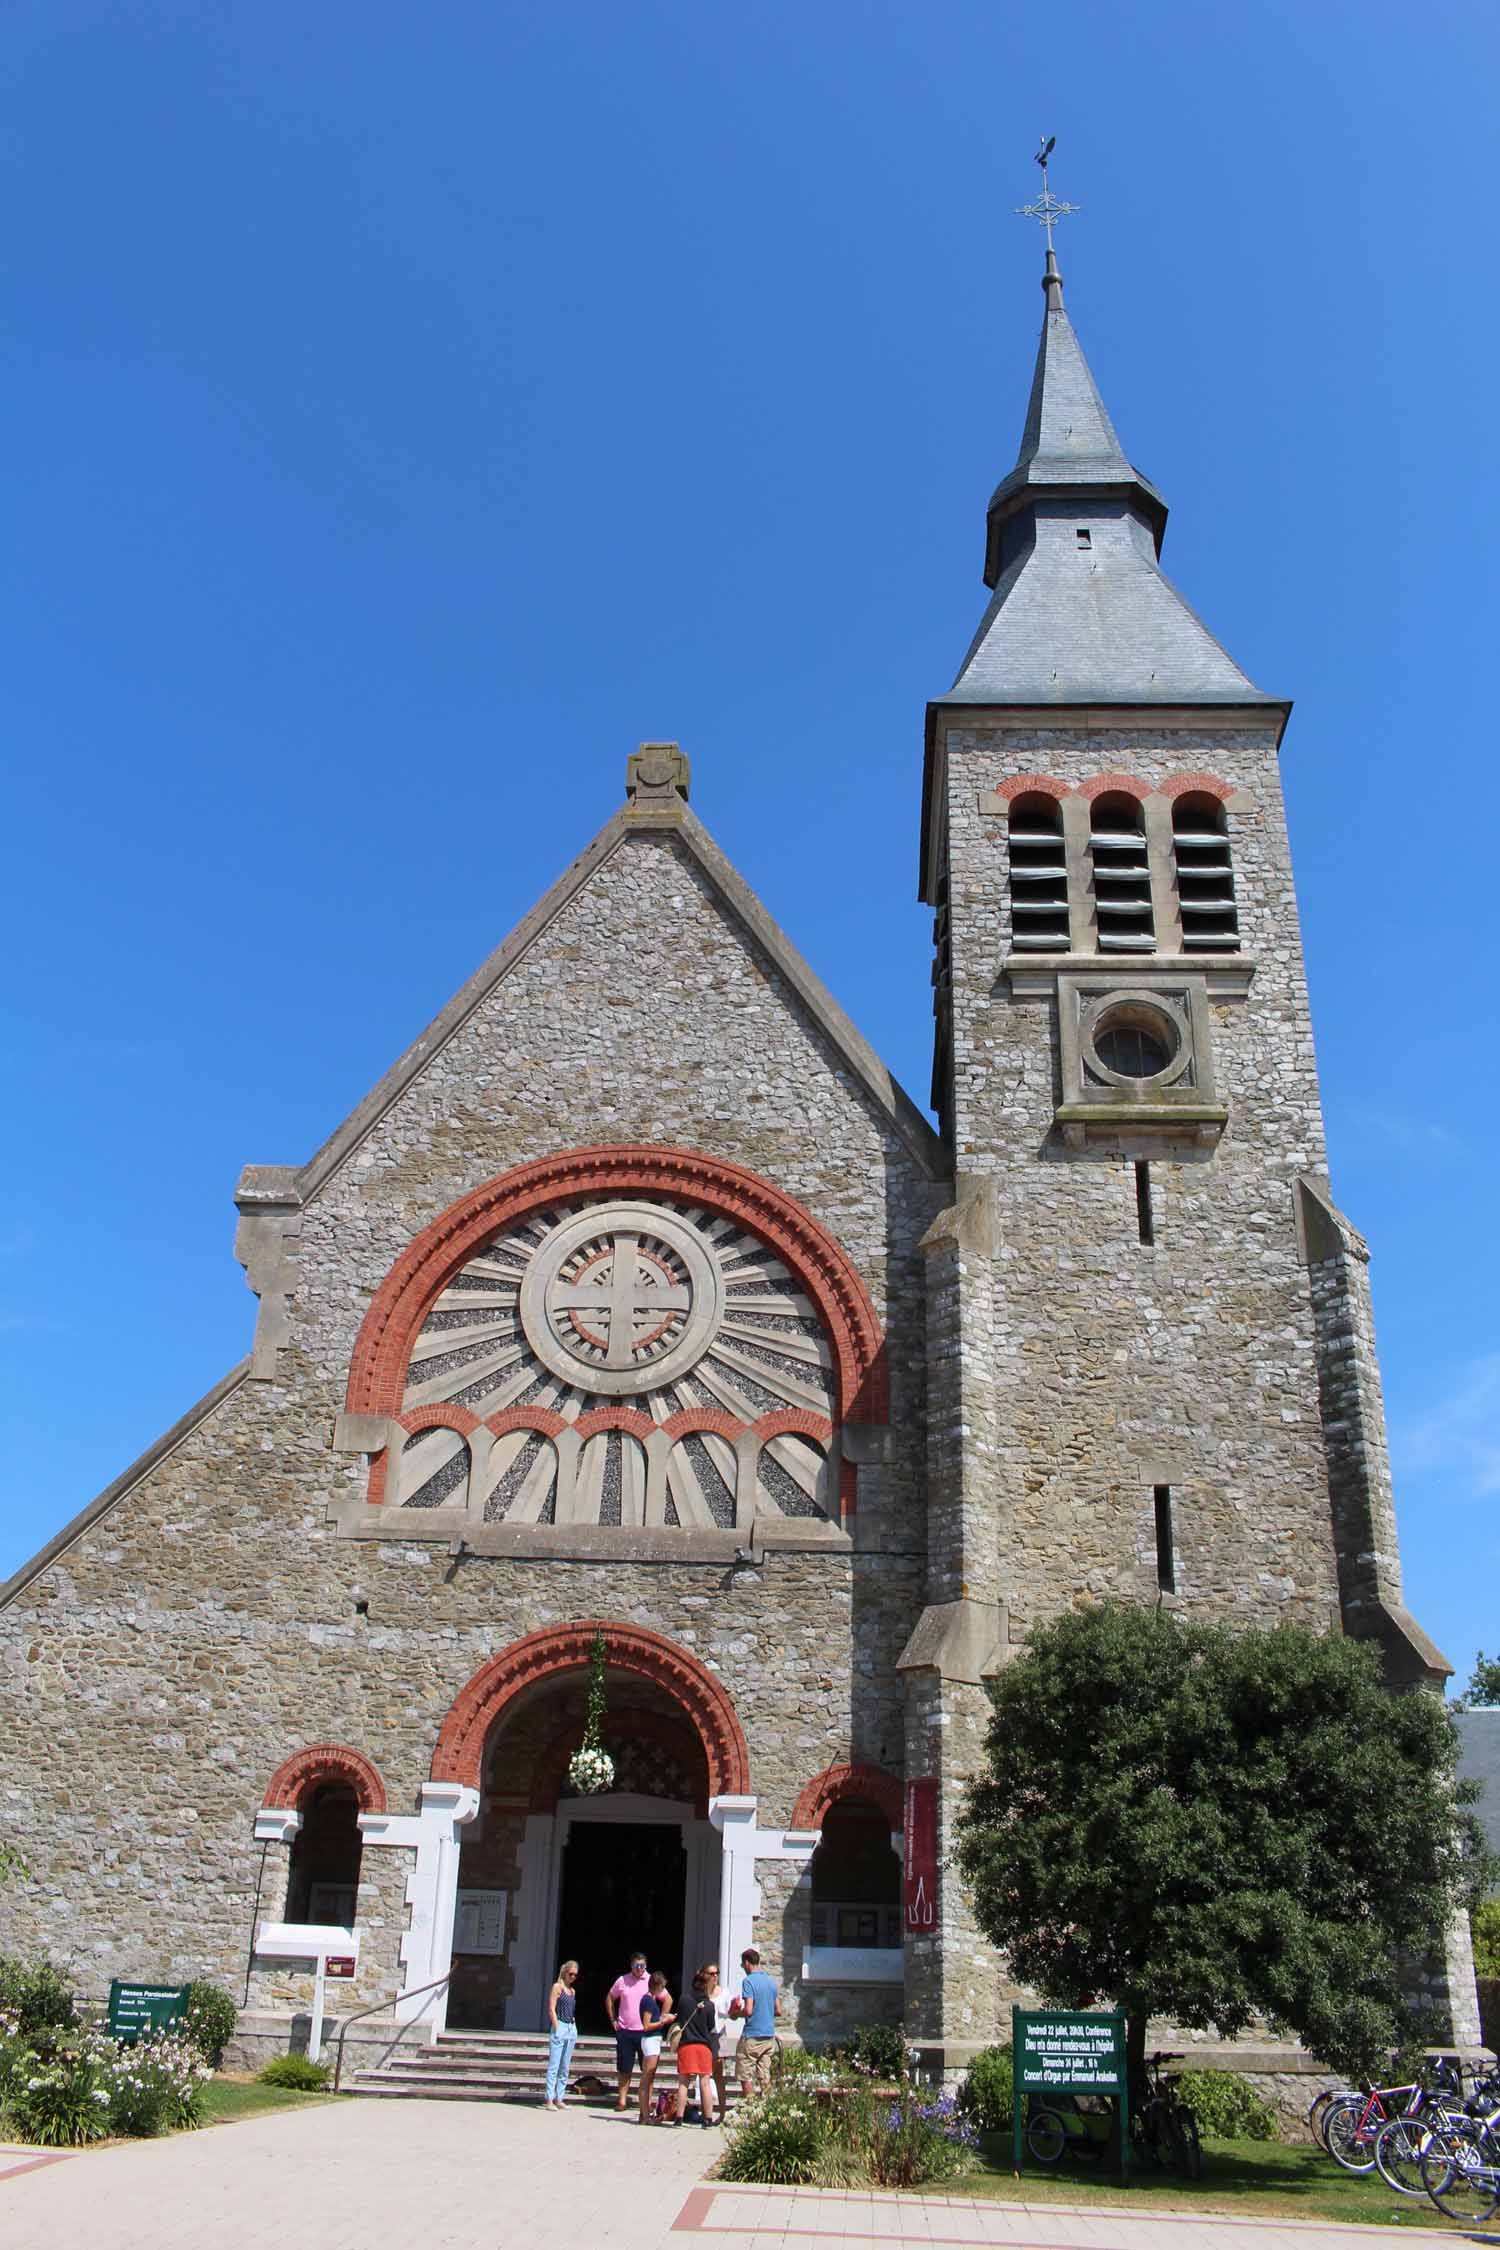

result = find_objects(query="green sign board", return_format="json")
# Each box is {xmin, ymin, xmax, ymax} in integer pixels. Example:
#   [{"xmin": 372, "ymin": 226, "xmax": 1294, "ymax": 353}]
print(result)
[
  {"xmin": 106, "ymin": 1980, "xmax": 191, "ymax": 2045},
  {"xmin": 1011, "ymin": 2006, "xmax": 1130, "ymax": 2178}
]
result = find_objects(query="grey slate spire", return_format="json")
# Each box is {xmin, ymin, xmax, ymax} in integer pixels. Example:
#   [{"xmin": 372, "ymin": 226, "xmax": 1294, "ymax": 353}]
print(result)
[{"xmin": 947, "ymin": 249, "xmax": 1272, "ymax": 705}]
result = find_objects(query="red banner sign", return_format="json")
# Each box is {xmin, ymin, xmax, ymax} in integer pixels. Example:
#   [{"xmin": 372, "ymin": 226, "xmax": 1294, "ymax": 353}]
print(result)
[
  {"xmin": 324, "ymin": 1957, "xmax": 357, "ymax": 1980},
  {"xmin": 903, "ymin": 1777, "xmax": 939, "ymax": 1931}
]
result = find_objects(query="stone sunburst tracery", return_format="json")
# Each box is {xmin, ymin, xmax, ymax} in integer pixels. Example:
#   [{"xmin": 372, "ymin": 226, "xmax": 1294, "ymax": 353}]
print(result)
[{"xmin": 396, "ymin": 1196, "xmax": 838, "ymax": 1528}]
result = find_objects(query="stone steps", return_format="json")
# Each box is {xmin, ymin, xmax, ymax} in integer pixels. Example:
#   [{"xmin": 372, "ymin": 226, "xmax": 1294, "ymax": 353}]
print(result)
[{"xmin": 350, "ymin": 2029, "xmax": 741, "ymax": 2107}]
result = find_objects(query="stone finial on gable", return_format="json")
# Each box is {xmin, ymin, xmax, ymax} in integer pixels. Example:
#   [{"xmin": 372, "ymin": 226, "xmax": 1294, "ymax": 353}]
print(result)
[{"xmin": 626, "ymin": 742, "xmax": 691, "ymax": 806}]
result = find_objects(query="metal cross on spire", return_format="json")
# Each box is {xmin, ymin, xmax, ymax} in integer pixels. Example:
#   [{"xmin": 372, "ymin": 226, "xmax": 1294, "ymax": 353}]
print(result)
[{"xmin": 1015, "ymin": 134, "xmax": 1080, "ymax": 253}]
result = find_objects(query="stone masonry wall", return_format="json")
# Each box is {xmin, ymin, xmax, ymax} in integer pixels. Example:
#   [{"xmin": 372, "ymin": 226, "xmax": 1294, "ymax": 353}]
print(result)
[
  {"xmin": 938, "ymin": 721, "xmax": 1343, "ymax": 1639},
  {"xmin": 0, "ymin": 822, "xmax": 944, "ymax": 2020}
]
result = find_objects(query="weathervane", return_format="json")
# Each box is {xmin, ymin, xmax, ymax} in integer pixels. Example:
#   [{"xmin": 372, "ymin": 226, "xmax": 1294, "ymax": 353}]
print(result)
[{"xmin": 1015, "ymin": 134, "xmax": 1080, "ymax": 254}]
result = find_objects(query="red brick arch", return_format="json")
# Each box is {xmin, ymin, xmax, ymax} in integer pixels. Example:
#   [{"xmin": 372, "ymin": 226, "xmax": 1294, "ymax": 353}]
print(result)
[
  {"xmin": 262, "ymin": 1743, "xmax": 387, "ymax": 1816},
  {"xmin": 791, "ymin": 1762, "xmax": 903, "ymax": 1833},
  {"xmin": 993, "ymin": 774, "xmax": 1075, "ymax": 802},
  {"xmin": 1161, "ymin": 771, "xmax": 1236, "ymax": 802},
  {"xmin": 345, "ymin": 1145, "xmax": 887, "ymax": 1430},
  {"xmin": 1079, "ymin": 771, "xmax": 1153, "ymax": 802},
  {"xmin": 431, "ymin": 1622, "xmax": 752, "ymax": 1799},
  {"xmin": 398, "ymin": 1404, "xmax": 480, "ymax": 1438}
]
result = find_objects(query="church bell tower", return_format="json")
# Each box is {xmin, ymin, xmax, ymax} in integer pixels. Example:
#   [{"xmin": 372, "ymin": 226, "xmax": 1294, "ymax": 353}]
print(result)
[{"xmin": 900, "ymin": 154, "xmax": 1467, "ymax": 2060}]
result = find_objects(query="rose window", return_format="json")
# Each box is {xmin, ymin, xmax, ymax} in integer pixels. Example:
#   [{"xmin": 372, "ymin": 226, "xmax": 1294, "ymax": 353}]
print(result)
[{"xmin": 394, "ymin": 1197, "xmax": 839, "ymax": 1530}]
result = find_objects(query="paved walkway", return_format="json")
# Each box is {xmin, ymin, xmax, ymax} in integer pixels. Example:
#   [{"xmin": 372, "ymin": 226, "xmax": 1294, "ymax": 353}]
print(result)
[{"xmin": 0, "ymin": 2100, "xmax": 1492, "ymax": 2250}]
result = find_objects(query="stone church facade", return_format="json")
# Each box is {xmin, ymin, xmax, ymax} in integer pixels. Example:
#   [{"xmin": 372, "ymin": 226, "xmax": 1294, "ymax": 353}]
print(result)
[{"xmin": 2, "ymin": 245, "xmax": 1476, "ymax": 2067}]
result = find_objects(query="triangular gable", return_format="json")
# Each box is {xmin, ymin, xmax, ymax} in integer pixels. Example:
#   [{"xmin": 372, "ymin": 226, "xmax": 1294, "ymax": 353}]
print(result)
[{"xmin": 254, "ymin": 793, "xmax": 947, "ymax": 1209}]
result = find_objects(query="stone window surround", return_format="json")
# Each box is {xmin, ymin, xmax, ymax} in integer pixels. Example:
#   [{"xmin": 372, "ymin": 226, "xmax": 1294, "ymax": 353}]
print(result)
[
  {"xmin": 980, "ymin": 770, "xmax": 1251, "ymax": 958},
  {"xmin": 327, "ymin": 1143, "xmax": 894, "ymax": 1560},
  {"xmin": 791, "ymin": 1762, "xmax": 906, "ymax": 1991}
]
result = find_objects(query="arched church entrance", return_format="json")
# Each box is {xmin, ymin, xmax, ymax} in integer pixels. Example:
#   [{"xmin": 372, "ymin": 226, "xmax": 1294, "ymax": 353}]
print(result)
[{"xmin": 432, "ymin": 1624, "xmax": 749, "ymax": 2033}]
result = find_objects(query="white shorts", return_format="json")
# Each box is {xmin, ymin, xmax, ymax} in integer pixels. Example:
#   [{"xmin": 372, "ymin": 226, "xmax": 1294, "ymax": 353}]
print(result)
[{"xmin": 639, "ymin": 2036, "xmax": 662, "ymax": 2060}]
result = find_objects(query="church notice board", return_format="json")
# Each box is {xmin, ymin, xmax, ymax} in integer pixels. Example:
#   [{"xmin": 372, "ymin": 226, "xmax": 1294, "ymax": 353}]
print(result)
[
  {"xmin": 1011, "ymin": 2005, "xmax": 1129, "ymax": 2178},
  {"xmin": 107, "ymin": 1980, "xmax": 192, "ymax": 2045}
]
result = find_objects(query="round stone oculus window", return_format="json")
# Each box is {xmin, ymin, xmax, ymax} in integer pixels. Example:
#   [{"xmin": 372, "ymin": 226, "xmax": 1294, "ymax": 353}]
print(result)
[
  {"xmin": 518, "ymin": 1201, "xmax": 724, "ymax": 1397},
  {"xmin": 1094, "ymin": 1021, "xmax": 1171, "ymax": 1079},
  {"xmin": 1081, "ymin": 996, "xmax": 1187, "ymax": 1090}
]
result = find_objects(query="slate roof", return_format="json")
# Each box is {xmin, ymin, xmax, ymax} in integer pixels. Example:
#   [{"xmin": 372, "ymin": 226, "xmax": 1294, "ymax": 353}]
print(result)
[
  {"xmin": 944, "ymin": 256, "xmax": 1276, "ymax": 708},
  {"xmin": 1456, "ymin": 1708, "xmax": 1500, "ymax": 1864}
]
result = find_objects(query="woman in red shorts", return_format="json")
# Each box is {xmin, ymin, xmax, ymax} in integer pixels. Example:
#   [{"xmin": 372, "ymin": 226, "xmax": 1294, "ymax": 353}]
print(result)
[{"xmin": 670, "ymin": 1966, "xmax": 720, "ymax": 2128}]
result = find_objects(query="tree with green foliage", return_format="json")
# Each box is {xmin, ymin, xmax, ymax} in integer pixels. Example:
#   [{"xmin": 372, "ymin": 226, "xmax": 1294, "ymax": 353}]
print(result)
[
  {"xmin": 954, "ymin": 1603, "xmax": 1490, "ymax": 2096},
  {"xmin": 1456, "ymin": 1651, "xmax": 1500, "ymax": 1709},
  {"xmin": 1473, "ymin": 1899, "xmax": 1500, "ymax": 1978}
]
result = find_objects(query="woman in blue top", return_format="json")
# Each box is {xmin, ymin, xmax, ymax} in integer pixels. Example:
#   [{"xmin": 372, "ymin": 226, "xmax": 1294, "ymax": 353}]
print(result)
[{"xmin": 545, "ymin": 1959, "xmax": 579, "ymax": 2109}]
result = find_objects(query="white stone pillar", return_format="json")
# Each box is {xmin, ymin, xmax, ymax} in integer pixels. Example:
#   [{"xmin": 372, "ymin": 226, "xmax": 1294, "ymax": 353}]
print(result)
[
  {"xmin": 358, "ymin": 1779, "xmax": 479, "ymax": 2035},
  {"xmin": 711, "ymin": 1796, "xmax": 761, "ymax": 1974}
]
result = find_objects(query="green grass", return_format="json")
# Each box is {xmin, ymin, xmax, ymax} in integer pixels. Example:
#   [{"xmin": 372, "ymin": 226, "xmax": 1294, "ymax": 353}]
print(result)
[
  {"xmin": 200, "ymin": 2076, "xmax": 338, "ymax": 2125},
  {"xmin": 950, "ymin": 2135, "xmax": 1477, "ymax": 2227}
]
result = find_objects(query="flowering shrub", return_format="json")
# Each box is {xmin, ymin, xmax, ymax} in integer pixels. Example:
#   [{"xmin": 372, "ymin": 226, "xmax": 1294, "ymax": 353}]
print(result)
[
  {"xmin": 4, "ymin": 2023, "xmax": 212, "ymax": 2145},
  {"xmin": 6, "ymin": 2049, "xmax": 110, "ymax": 2147},
  {"xmin": 840, "ymin": 2021, "xmax": 908, "ymax": 2083},
  {"xmin": 864, "ymin": 2092, "xmax": 978, "ymax": 2187},
  {"xmin": 94, "ymin": 2027, "xmax": 213, "ymax": 2135},
  {"xmin": 719, "ymin": 2086, "xmax": 825, "ymax": 2183},
  {"xmin": 184, "ymin": 1981, "xmax": 238, "ymax": 2069},
  {"xmin": 0, "ymin": 1955, "xmax": 76, "ymax": 2042},
  {"xmin": 721, "ymin": 2079, "xmax": 977, "ymax": 2187},
  {"xmin": 0, "ymin": 2006, "xmax": 30, "ymax": 2105}
]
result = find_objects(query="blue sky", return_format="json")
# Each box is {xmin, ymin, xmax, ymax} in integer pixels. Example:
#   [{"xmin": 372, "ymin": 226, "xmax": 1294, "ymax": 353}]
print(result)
[{"xmin": 2, "ymin": 2, "xmax": 1495, "ymax": 1688}]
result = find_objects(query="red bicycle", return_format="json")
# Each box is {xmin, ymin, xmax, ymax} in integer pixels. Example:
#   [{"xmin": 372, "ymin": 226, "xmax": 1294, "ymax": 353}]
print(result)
[{"xmin": 1323, "ymin": 2079, "xmax": 1423, "ymax": 2174}]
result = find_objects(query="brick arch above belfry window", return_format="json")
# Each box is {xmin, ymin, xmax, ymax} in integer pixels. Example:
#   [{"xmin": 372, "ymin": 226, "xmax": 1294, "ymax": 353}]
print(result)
[
  {"xmin": 262, "ymin": 1743, "xmax": 387, "ymax": 1816},
  {"xmin": 345, "ymin": 1143, "xmax": 889, "ymax": 1429},
  {"xmin": 791, "ymin": 1762, "xmax": 904, "ymax": 1834}
]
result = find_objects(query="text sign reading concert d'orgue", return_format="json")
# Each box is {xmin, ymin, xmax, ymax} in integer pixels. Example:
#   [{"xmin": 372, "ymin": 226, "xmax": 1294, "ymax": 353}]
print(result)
[
  {"xmin": 1013, "ymin": 2008, "xmax": 1127, "ymax": 2093},
  {"xmin": 1012, "ymin": 2007, "xmax": 1130, "ymax": 2179}
]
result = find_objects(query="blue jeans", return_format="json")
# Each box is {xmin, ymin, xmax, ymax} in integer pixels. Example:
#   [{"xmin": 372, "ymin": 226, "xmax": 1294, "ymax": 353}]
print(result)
[{"xmin": 546, "ymin": 2021, "xmax": 577, "ymax": 2100}]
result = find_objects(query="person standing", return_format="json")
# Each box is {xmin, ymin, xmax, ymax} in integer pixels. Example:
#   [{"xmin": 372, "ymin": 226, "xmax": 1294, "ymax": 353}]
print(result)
[
  {"xmin": 736, "ymin": 1946, "xmax": 781, "ymax": 2098},
  {"xmin": 605, "ymin": 1948, "xmax": 651, "ymax": 2113},
  {"xmin": 703, "ymin": 1960, "xmax": 735, "ymax": 2121},
  {"xmin": 544, "ymin": 1959, "xmax": 579, "ymax": 2110},
  {"xmin": 670, "ymin": 1967, "xmax": 720, "ymax": 2128},
  {"xmin": 637, "ymin": 1970, "xmax": 675, "ymax": 2124}
]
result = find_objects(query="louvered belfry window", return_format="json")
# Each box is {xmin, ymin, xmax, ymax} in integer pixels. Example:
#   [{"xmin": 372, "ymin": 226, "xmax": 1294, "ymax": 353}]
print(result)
[
  {"xmin": 1006, "ymin": 793, "xmax": 1071, "ymax": 951},
  {"xmin": 1172, "ymin": 793, "xmax": 1239, "ymax": 951},
  {"xmin": 1089, "ymin": 792, "xmax": 1155, "ymax": 952}
]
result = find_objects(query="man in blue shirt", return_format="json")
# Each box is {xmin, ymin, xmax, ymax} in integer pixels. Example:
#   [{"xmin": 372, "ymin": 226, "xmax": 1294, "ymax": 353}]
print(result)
[{"xmin": 736, "ymin": 1946, "xmax": 780, "ymax": 2096}]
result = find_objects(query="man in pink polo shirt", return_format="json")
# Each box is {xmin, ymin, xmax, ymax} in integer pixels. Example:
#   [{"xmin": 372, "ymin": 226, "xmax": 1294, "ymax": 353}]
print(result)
[{"xmin": 606, "ymin": 1949, "xmax": 651, "ymax": 2113}]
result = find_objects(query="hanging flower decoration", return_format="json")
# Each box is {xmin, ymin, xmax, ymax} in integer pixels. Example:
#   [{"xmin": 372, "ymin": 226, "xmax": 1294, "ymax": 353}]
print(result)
[{"xmin": 567, "ymin": 1631, "xmax": 615, "ymax": 1795}]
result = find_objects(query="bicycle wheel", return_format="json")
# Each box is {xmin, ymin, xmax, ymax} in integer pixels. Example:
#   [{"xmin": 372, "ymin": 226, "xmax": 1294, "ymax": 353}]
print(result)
[
  {"xmin": 1026, "ymin": 2103, "xmax": 1066, "ymax": 2165},
  {"xmin": 1171, "ymin": 2106, "xmax": 1204, "ymax": 2181},
  {"xmin": 1421, "ymin": 2123, "xmax": 1500, "ymax": 2224},
  {"xmin": 1373, "ymin": 2114, "xmax": 1430, "ymax": 2198},
  {"xmin": 1325, "ymin": 2098, "xmax": 1379, "ymax": 2173},
  {"xmin": 1308, "ymin": 2087, "xmax": 1346, "ymax": 2148}
]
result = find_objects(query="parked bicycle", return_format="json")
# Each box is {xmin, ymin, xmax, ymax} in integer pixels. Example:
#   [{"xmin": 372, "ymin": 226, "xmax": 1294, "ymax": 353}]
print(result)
[
  {"xmin": 1419, "ymin": 2083, "xmax": 1500, "ymax": 2224},
  {"xmin": 1370, "ymin": 2058, "xmax": 1471, "ymax": 2197},
  {"xmin": 1131, "ymin": 2052, "xmax": 1204, "ymax": 2180},
  {"xmin": 1321, "ymin": 2075, "xmax": 1423, "ymax": 2173}
]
